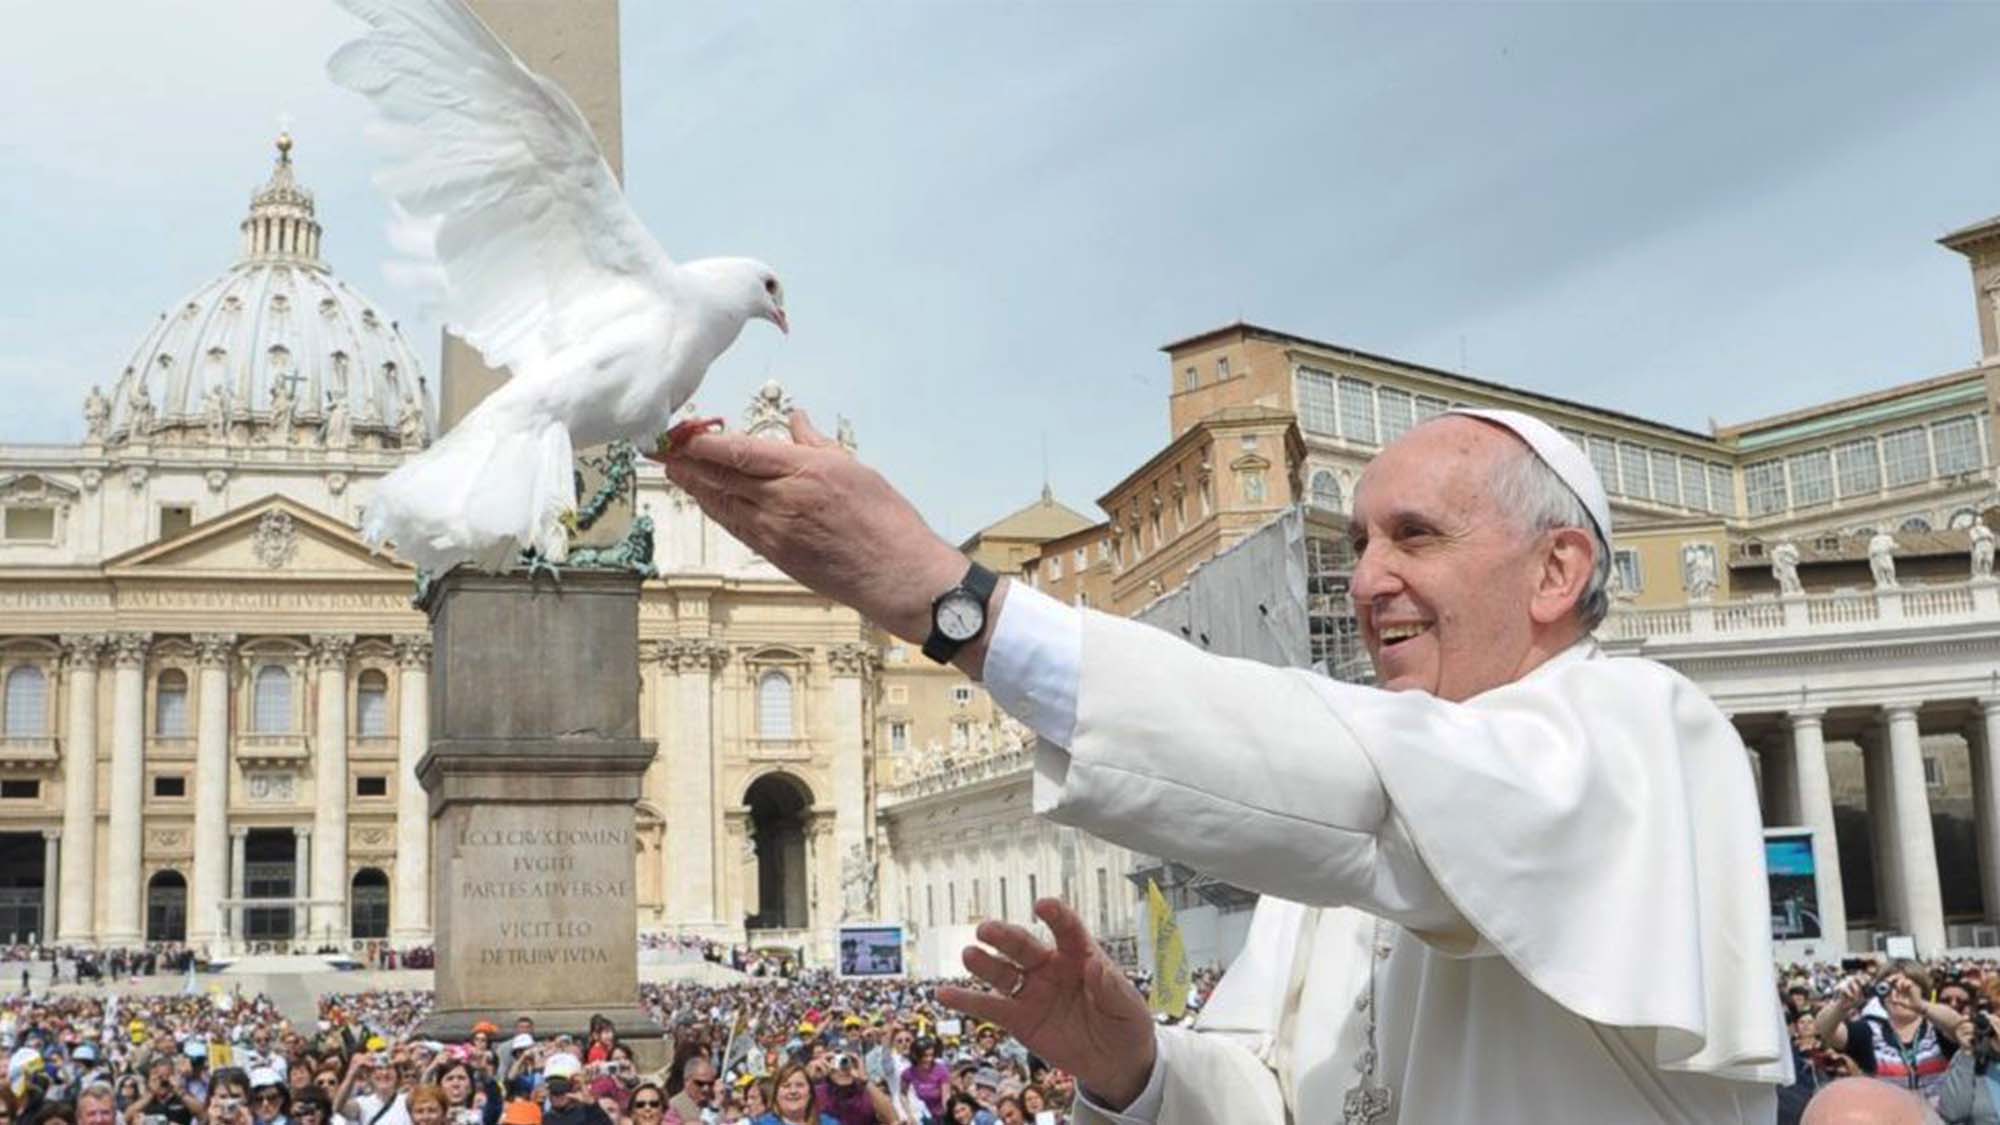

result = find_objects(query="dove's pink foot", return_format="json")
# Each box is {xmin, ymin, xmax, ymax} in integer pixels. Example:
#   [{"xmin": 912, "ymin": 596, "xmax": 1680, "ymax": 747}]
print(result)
[{"xmin": 659, "ymin": 416, "xmax": 725, "ymax": 454}]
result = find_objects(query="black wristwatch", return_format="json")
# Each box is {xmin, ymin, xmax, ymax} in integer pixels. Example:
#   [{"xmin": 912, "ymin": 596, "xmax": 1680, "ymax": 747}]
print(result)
[{"xmin": 922, "ymin": 562, "xmax": 1000, "ymax": 665}]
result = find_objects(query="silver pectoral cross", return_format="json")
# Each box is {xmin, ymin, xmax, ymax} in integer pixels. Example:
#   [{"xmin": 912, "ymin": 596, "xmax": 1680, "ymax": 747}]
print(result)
[{"xmin": 1342, "ymin": 1083, "xmax": 1393, "ymax": 1124}]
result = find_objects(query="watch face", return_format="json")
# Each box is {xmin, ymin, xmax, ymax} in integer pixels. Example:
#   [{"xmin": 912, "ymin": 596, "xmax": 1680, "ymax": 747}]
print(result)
[{"xmin": 936, "ymin": 591, "xmax": 985, "ymax": 642}]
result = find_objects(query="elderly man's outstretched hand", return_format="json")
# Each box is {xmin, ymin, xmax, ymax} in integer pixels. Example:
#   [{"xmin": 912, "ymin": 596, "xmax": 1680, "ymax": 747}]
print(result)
[
  {"xmin": 650, "ymin": 410, "xmax": 973, "ymax": 648},
  {"xmin": 938, "ymin": 897, "xmax": 1158, "ymax": 1112}
]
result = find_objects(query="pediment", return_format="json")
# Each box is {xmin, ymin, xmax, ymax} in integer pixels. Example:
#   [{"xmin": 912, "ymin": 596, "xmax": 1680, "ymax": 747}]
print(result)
[
  {"xmin": 0, "ymin": 472, "xmax": 81, "ymax": 503},
  {"xmin": 104, "ymin": 494, "xmax": 412, "ymax": 577}
]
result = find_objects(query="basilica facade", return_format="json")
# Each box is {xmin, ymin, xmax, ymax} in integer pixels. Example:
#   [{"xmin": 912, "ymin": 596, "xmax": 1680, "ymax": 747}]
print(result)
[{"xmin": 0, "ymin": 140, "xmax": 944, "ymax": 963}]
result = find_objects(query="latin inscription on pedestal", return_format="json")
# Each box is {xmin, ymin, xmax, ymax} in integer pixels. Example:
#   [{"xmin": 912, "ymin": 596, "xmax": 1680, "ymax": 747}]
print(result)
[{"xmin": 437, "ymin": 802, "xmax": 639, "ymax": 1010}]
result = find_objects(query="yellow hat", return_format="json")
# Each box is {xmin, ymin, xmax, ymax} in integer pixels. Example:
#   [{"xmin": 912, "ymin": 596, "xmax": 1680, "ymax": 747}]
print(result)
[
  {"xmin": 797, "ymin": 1022, "xmax": 816, "ymax": 1035},
  {"xmin": 842, "ymin": 1017, "xmax": 862, "ymax": 1028},
  {"xmin": 734, "ymin": 1075, "xmax": 756, "ymax": 1089},
  {"xmin": 365, "ymin": 1037, "xmax": 387, "ymax": 1052}
]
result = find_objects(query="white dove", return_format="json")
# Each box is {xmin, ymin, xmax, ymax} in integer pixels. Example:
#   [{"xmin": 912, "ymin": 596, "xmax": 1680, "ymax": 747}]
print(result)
[{"xmin": 328, "ymin": 0, "xmax": 787, "ymax": 573}]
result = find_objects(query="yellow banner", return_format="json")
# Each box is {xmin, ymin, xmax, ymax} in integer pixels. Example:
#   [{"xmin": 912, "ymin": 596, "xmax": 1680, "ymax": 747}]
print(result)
[{"xmin": 1146, "ymin": 878, "xmax": 1189, "ymax": 1020}]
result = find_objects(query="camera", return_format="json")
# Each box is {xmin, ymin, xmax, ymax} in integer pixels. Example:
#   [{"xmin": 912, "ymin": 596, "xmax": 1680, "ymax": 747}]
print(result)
[
  {"xmin": 1873, "ymin": 981, "xmax": 1892, "ymax": 999},
  {"xmin": 832, "ymin": 1052, "xmax": 858, "ymax": 1072}
]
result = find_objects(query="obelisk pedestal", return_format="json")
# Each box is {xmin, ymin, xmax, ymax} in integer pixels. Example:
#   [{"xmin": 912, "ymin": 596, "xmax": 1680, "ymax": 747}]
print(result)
[{"xmin": 415, "ymin": 569, "xmax": 661, "ymax": 1062}]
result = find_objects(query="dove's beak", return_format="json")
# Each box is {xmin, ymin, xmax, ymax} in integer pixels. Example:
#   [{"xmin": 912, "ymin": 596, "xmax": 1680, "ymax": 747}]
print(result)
[{"xmin": 773, "ymin": 308, "xmax": 790, "ymax": 335}]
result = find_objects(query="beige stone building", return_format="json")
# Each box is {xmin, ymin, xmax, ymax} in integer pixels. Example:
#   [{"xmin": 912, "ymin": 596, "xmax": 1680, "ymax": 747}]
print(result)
[{"xmin": 0, "ymin": 141, "xmax": 897, "ymax": 964}]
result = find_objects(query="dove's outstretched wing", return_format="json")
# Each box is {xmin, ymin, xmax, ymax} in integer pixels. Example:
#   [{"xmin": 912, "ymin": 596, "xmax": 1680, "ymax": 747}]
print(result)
[{"xmin": 328, "ymin": 0, "xmax": 673, "ymax": 380}]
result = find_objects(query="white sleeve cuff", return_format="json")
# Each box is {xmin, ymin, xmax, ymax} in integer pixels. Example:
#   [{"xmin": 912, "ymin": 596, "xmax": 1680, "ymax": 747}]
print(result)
[
  {"xmin": 1073, "ymin": 1026, "xmax": 1168, "ymax": 1123},
  {"xmin": 979, "ymin": 579, "xmax": 1082, "ymax": 748}
]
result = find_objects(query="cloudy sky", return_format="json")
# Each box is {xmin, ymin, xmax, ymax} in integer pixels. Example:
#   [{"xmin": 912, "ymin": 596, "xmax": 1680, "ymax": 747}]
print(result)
[{"xmin": 6, "ymin": 2, "xmax": 2000, "ymax": 539}]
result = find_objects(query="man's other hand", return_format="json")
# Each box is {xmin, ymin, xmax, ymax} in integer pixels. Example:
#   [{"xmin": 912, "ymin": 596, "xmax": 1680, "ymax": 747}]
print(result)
[{"xmin": 938, "ymin": 898, "xmax": 1158, "ymax": 1111}]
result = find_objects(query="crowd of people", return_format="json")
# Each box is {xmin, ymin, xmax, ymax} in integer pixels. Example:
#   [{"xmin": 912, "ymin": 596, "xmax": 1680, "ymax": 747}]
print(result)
[{"xmin": 1780, "ymin": 956, "xmax": 2000, "ymax": 1123}]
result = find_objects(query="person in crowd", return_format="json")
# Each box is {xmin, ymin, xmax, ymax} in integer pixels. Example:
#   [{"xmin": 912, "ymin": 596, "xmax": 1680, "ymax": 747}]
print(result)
[
  {"xmin": 1814, "ymin": 960, "xmax": 1968, "ymax": 1103},
  {"xmin": 662, "ymin": 1060, "xmax": 712, "ymax": 1125},
  {"xmin": 404, "ymin": 1087, "xmax": 446, "ymax": 1125},
  {"xmin": 340, "ymin": 1051, "xmax": 409, "ymax": 1125},
  {"xmin": 755, "ymin": 1065, "xmax": 832, "ymax": 1125},
  {"xmin": 80, "ymin": 1085, "xmax": 120, "ymax": 1125},
  {"xmin": 125, "ymin": 1057, "xmax": 200, "ymax": 1125},
  {"xmin": 620, "ymin": 1084, "xmax": 665, "ymax": 1125},
  {"xmin": 291, "ymin": 1090, "xmax": 331, "ymax": 1125},
  {"xmin": 810, "ymin": 1052, "xmax": 892, "ymax": 1125},
  {"xmin": 897, "ymin": 1043, "xmax": 946, "ymax": 1125},
  {"xmin": 939, "ymin": 1094, "xmax": 985, "ymax": 1125},
  {"xmin": 1804, "ymin": 1077, "xmax": 1936, "ymax": 1124},
  {"xmin": 429, "ymin": 1059, "xmax": 493, "ymax": 1125},
  {"xmin": 536, "ymin": 1056, "xmax": 606, "ymax": 1125},
  {"xmin": 248, "ymin": 1070, "xmax": 290, "ymax": 1125}
]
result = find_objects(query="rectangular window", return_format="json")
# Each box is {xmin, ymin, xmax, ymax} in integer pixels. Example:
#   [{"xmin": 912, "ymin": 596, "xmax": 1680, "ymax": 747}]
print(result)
[
  {"xmin": 1215, "ymin": 356, "xmax": 1230, "ymax": 381},
  {"xmin": 1075, "ymin": 547, "xmax": 1088, "ymax": 570},
  {"xmin": 1882, "ymin": 426, "xmax": 1931, "ymax": 487},
  {"xmin": 1708, "ymin": 464, "xmax": 1736, "ymax": 516},
  {"xmin": 1835, "ymin": 438, "xmax": 1881, "ymax": 497},
  {"xmin": 927, "ymin": 886, "xmax": 935, "ymax": 928},
  {"xmin": 1028, "ymin": 873, "xmax": 1038, "ymax": 908},
  {"xmin": 1096, "ymin": 867, "xmax": 1110, "ymax": 934},
  {"xmin": 1618, "ymin": 443, "xmax": 1652, "ymax": 501},
  {"xmin": 971, "ymin": 878, "xmax": 982, "ymax": 919},
  {"xmin": 950, "ymin": 685, "xmax": 973, "ymax": 706},
  {"xmin": 1934, "ymin": 415, "xmax": 1983, "ymax": 476},
  {"xmin": 159, "ymin": 505, "xmax": 194, "ymax": 539},
  {"xmin": 356, "ymin": 776, "xmax": 388, "ymax": 798},
  {"xmin": 1338, "ymin": 377, "xmax": 1377, "ymax": 445},
  {"xmin": 1650, "ymin": 449, "xmax": 1681, "ymax": 507},
  {"xmin": 1558, "ymin": 427, "xmax": 1589, "ymax": 455},
  {"xmin": 1048, "ymin": 555, "xmax": 1063, "ymax": 580},
  {"xmin": 1377, "ymin": 387, "xmax": 1415, "ymax": 443},
  {"xmin": 1, "ymin": 507, "xmax": 54, "ymax": 541},
  {"xmin": 1295, "ymin": 368, "xmax": 1339, "ymax": 436},
  {"xmin": 888, "ymin": 720, "xmax": 908, "ymax": 755},
  {"xmin": 1744, "ymin": 459, "xmax": 1788, "ymax": 516},
  {"xmin": 1588, "ymin": 438, "xmax": 1621, "ymax": 496},
  {"xmin": 1680, "ymin": 456, "xmax": 1710, "ymax": 512},
  {"xmin": 151, "ymin": 776, "xmax": 186, "ymax": 798},
  {"xmin": 1416, "ymin": 395, "xmax": 1450, "ymax": 423},
  {"xmin": 1613, "ymin": 549, "xmax": 1642, "ymax": 593},
  {"xmin": 1181, "ymin": 366, "xmax": 1198, "ymax": 392},
  {"xmin": 949, "ymin": 883, "xmax": 957, "ymax": 924},
  {"xmin": 1925, "ymin": 756, "xmax": 1943, "ymax": 788},
  {"xmin": 1787, "ymin": 449, "xmax": 1833, "ymax": 508},
  {"xmin": 887, "ymin": 685, "xmax": 908, "ymax": 705},
  {"xmin": 0, "ymin": 780, "xmax": 38, "ymax": 800},
  {"xmin": 999, "ymin": 876, "xmax": 1010, "ymax": 922}
]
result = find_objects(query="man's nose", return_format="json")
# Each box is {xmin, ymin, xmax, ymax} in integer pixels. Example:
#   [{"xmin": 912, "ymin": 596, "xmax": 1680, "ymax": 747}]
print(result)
[{"xmin": 1348, "ymin": 542, "xmax": 1401, "ymax": 609}]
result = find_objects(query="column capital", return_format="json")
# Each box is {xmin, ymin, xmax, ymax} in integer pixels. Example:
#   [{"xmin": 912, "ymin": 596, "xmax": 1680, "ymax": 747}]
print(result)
[
  {"xmin": 60, "ymin": 634, "xmax": 105, "ymax": 671},
  {"xmin": 1979, "ymin": 697, "xmax": 2000, "ymax": 719},
  {"xmin": 1881, "ymin": 701, "xmax": 1924, "ymax": 723},
  {"xmin": 192, "ymin": 634, "xmax": 237, "ymax": 668},
  {"xmin": 394, "ymin": 635, "xmax": 433, "ymax": 670},
  {"xmin": 40, "ymin": 828, "xmax": 59, "ymax": 842},
  {"xmin": 293, "ymin": 825, "xmax": 312, "ymax": 839},
  {"xmin": 1786, "ymin": 708, "xmax": 1828, "ymax": 726},
  {"xmin": 309, "ymin": 634, "xmax": 355, "ymax": 670},
  {"xmin": 827, "ymin": 643, "xmax": 880, "ymax": 678},
  {"xmin": 229, "ymin": 826, "xmax": 249, "ymax": 840},
  {"xmin": 107, "ymin": 632, "xmax": 152, "ymax": 669}
]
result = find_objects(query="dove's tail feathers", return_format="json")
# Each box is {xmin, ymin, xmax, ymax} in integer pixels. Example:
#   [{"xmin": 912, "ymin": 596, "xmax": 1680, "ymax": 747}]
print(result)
[{"xmin": 360, "ymin": 412, "xmax": 575, "ymax": 575}]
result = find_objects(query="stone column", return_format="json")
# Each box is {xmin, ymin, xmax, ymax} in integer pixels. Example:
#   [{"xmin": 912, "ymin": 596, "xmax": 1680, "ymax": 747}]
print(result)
[
  {"xmin": 664, "ymin": 638, "xmax": 722, "ymax": 929},
  {"xmin": 293, "ymin": 826, "xmax": 312, "ymax": 946},
  {"xmin": 309, "ymin": 634, "xmax": 353, "ymax": 944},
  {"xmin": 102, "ymin": 632, "xmax": 151, "ymax": 947},
  {"xmin": 827, "ymin": 645, "xmax": 874, "ymax": 921},
  {"xmin": 190, "ymin": 634, "xmax": 235, "ymax": 950},
  {"xmin": 1787, "ymin": 710, "xmax": 1847, "ymax": 951},
  {"xmin": 228, "ymin": 827, "xmax": 247, "ymax": 951},
  {"xmin": 392, "ymin": 636, "xmax": 432, "ymax": 946},
  {"xmin": 1970, "ymin": 699, "xmax": 2000, "ymax": 927},
  {"xmin": 57, "ymin": 635, "xmax": 102, "ymax": 944},
  {"xmin": 1881, "ymin": 704, "xmax": 1947, "ymax": 953},
  {"xmin": 40, "ymin": 830, "xmax": 58, "ymax": 943}
]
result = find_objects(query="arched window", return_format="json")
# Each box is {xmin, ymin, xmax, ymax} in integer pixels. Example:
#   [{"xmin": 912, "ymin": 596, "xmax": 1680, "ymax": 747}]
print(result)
[
  {"xmin": 3, "ymin": 667, "xmax": 47, "ymax": 738},
  {"xmin": 252, "ymin": 666, "xmax": 292, "ymax": 734},
  {"xmin": 1949, "ymin": 508, "xmax": 1979, "ymax": 531},
  {"xmin": 356, "ymin": 669, "xmax": 389, "ymax": 737},
  {"xmin": 351, "ymin": 868, "xmax": 389, "ymax": 939},
  {"xmin": 1900, "ymin": 516, "xmax": 1933, "ymax": 534},
  {"xmin": 146, "ymin": 870, "xmax": 187, "ymax": 943},
  {"xmin": 757, "ymin": 671, "xmax": 794, "ymax": 740},
  {"xmin": 1310, "ymin": 470, "xmax": 1343, "ymax": 511},
  {"xmin": 155, "ymin": 669, "xmax": 189, "ymax": 737}
]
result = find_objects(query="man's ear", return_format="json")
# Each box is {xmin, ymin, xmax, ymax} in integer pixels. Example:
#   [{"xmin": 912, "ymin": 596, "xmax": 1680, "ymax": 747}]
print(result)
[{"xmin": 1529, "ymin": 527, "xmax": 1596, "ymax": 627}]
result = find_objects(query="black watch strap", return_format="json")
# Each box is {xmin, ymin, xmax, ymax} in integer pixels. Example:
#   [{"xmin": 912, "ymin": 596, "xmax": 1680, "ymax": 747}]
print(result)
[{"xmin": 922, "ymin": 562, "xmax": 1000, "ymax": 665}]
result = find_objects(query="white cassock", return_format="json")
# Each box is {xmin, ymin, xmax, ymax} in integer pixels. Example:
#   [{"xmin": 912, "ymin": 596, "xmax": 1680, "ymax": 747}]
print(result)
[{"xmin": 983, "ymin": 582, "xmax": 1791, "ymax": 1124}]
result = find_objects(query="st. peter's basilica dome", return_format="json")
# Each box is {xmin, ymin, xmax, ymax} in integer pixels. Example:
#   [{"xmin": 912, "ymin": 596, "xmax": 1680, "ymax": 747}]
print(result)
[{"xmin": 90, "ymin": 135, "xmax": 432, "ymax": 451}]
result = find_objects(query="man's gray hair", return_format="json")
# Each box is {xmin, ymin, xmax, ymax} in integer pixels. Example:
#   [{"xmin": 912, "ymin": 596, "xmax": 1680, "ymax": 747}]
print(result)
[
  {"xmin": 680, "ymin": 1055, "xmax": 715, "ymax": 1080},
  {"xmin": 78, "ymin": 1082, "xmax": 117, "ymax": 1106},
  {"xmin": 1487, "ymin": 442, "xmax": 1611, "ymax": 631}
]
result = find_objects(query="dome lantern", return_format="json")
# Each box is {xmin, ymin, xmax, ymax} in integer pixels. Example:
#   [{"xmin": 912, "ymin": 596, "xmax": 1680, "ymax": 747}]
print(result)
[{"xmin": 240, "ymin": 132, "xmax": 324, "ymax": 264}]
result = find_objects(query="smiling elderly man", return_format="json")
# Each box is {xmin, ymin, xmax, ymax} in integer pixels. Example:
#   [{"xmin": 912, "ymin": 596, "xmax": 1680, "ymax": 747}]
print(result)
[{"xmin": 658, "ymin": 407, "xmax": 1788, "ymax": 1123}]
